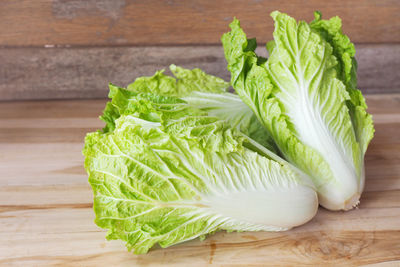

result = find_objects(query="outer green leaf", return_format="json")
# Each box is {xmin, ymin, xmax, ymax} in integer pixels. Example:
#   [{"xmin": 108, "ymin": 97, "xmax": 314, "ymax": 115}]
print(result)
[
  {"xmin": 126, "ymin": 65, "xmax": 229, "ymax": 96},
  {"xmin": 127, "ymin": 70, "xmax": 177, "ymax": 95},
  {"xmin": 170, "ymin": 64, "xmax": 229, "ymax": 94},
  {"xmin": 84, "ymin": 101, "xmax": 317, "ymax": 254}
]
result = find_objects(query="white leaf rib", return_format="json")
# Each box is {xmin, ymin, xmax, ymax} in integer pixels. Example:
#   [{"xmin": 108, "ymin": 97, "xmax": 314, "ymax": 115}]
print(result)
[
  {"xmin": 99, "ymin": 207, "xmax": 159, "ymax": 221},
  {"xmin": 98, "ymin": 194, "xmax": 153, "ymax": 205}
]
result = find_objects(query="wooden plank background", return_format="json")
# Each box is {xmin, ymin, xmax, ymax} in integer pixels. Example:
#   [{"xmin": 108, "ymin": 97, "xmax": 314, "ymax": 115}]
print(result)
[
  {"xmin": 0, "ymin": 0, "xmax": 399, "ymax": 99},
  {"xmin": 1, "ymin": 45, "xmax": 398, "ymax": 101},
  {"xmin": 1, "ymin": 0, "xmax": 399, "ymax": 46}
]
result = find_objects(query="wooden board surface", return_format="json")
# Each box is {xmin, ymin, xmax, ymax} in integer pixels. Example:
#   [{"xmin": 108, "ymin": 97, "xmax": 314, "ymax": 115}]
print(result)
[
  {"xmin": 1, "ymin": 44, "xmax": 399, "ymax": 101},
  {"xmin": 0, "ymin": 0, "xmax": 399, "ymax": 46},
  {"xmin": 0, "ymin": 94, "xmax": 399, "ymax": 266}
]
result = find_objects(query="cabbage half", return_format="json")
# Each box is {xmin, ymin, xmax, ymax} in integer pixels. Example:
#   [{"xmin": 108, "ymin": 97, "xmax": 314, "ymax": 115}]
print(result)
[
  {"xmin": 84, "ymin": 90, "xmax": 318, "ymax": 254},
  {"xmin": 222, "ymin": 11, "xmax": 374, "ymax": 210}
]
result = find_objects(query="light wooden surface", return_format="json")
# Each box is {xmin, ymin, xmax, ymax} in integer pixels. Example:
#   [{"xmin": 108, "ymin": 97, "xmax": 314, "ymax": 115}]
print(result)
[
  {"xmin": 0, "ymin": 0, "xmax": 399, "ymax": 46},
  {"xmin": 0, "ymin": 44, "xmax": 399, "ymax": 101},
  {"xmin": 0, "ymin": 94, "xmax": 399, "ymax": 266}
]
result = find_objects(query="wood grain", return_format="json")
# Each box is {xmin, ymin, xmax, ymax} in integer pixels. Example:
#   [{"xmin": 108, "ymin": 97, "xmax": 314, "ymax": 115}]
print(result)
[
  {"xmin": 0, "ymin": 44, "xmax": 399, "ymax": 101},
  {"xmin": 0, "ymin": 94, "xmax": 399, "ymax": 266},
  {"xmin": 0, "ymin": 0, "xmax": 399, "ymax": 46}
]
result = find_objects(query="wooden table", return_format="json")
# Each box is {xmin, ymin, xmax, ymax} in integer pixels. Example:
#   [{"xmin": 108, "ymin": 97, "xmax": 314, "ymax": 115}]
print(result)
[{"xmin": 1, "ymin": 94, "xmax": 399, "ymax": 266}]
